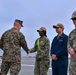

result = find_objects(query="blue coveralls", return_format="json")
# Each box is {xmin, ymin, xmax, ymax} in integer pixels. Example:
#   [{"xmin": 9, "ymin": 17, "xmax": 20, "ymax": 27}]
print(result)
[{"xmin": 50, "ymin": 33, "xmax": 68, "ymax": 75}]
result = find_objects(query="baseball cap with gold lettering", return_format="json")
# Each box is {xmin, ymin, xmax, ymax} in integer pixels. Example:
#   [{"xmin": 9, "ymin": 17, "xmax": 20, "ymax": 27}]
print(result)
[
  {"xmin": 14, "ymin": 19, "xmax": 23, "ymax": 27},
  {"xmin": 37, "ymin": 27, "xmax": 46, "ymax": 32},
  {"xmin": 53, "ymin": 23, "xmax": 64, "ymax": 30}
]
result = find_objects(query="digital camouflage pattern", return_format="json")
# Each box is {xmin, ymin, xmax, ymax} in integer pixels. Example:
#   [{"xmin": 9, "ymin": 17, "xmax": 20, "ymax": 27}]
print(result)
[
  {"xmin": 68, "ymin": 29, "xmax": 76, "ymax": 75},
  {"xmin": 0, "ymin": 28, "xmax": 29, "ymax": 75},
  {"xmin": 1, "ymin": 28, "xmax": 29, "ymax": 62},
  {"xmin": 1, "ymin": 61, "xmax": 21, "ymax": 75},
  {"xmin": 30, "ymin": 36, "xmax": 50, "ymax": 75}
]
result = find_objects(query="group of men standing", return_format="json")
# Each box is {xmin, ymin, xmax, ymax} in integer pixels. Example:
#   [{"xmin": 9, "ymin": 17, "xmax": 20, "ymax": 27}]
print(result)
[{"xmin": 0, "ymin": 11, "xmax": 76, "ymax": 75}]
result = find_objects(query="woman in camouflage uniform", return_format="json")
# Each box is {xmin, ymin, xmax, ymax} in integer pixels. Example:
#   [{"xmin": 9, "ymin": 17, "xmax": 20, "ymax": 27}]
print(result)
[{"xmin": 29, "ymin": 27, "xmax": 50, "ymax": 75}]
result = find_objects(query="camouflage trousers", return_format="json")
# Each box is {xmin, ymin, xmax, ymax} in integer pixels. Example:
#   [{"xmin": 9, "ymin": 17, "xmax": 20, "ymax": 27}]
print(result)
[
  {"xmin": 0, "ymin": 61, "xmax": 21, "ymax": 75},
  {"xmin": 34, "ymin": 59, "xmax": 50, "ymax": 75},
  {"xmin": 69, "ymin": 58, "xmax": 76, "ymax": 75}
]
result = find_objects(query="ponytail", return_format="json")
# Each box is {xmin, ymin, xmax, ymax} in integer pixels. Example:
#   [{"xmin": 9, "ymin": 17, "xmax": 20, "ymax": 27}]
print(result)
[{"xmin": 43, "ymin": 31, "xmax": 47, "ymax": 37}]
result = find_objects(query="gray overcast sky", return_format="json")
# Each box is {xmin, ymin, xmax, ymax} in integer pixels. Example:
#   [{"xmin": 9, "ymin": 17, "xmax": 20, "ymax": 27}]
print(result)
[{"xmin": 0, "ymin": 0, "xmax": 76, "ymax": 55}]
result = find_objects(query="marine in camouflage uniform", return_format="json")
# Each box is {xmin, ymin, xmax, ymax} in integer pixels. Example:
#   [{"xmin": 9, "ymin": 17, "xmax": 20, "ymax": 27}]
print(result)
[
  {"xmin": 68, "ymin": 11, "xmax": 76, "ymax": 75},
  {"xmin": 0, "ymin": 19, "xmax": 29, "ymax": 75},
  {"xmin": 29, "ymin": 27, "xmax": 50, "ymax": 75}
]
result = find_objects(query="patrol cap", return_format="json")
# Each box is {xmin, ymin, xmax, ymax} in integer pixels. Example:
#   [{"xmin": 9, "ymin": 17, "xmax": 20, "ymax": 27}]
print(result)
[
  {"xmin": 14, "ymin": 19, "xmax": 23, "ymax": 27},
  {"xmin": 37, "ymin": 27, "xmax": 46, "ymax": 32},
  {"xmin": 53, "ymin": 23, "xmax": 64, "ymax": 30},
  {"xmin": 71, "ymin": 11, "xmax": 76, "ymax": 20}
]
